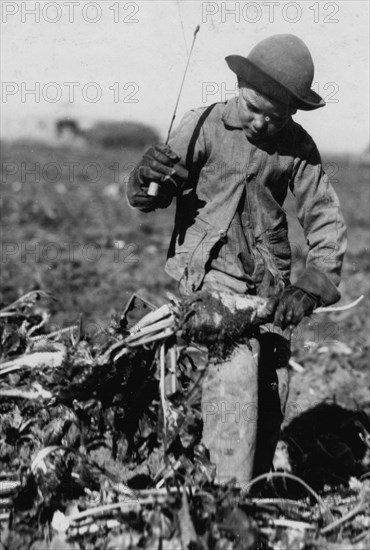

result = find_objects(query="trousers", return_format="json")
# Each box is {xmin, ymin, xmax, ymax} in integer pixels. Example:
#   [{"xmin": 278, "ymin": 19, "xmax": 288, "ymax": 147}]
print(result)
[{"xmin": 180, "ymin": 270, "xmax": 291, "ymax": 485}]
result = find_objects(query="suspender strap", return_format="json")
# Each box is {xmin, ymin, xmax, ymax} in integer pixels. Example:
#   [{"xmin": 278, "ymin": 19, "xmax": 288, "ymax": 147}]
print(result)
[{"xmin": 185, "ymin": 102, "xmax": 218, "ymax": 169}]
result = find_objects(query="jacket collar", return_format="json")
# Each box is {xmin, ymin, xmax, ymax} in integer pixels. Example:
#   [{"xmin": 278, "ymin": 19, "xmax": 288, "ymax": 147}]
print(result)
[{"xmin": 221, "ymin": 97, "xmax": 243, "ymax": 129}]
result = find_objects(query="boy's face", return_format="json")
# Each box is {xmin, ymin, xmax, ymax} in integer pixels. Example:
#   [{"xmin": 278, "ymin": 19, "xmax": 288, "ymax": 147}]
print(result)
[{"xmin": 237, "ymin": 85, "xmax": 296, "ymax": 142}]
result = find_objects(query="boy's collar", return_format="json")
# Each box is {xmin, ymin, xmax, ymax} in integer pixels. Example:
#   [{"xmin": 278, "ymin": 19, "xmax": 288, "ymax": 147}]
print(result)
[{"xmin": 221, "ymin": 97, "xmax": 243, "ymax": 129}]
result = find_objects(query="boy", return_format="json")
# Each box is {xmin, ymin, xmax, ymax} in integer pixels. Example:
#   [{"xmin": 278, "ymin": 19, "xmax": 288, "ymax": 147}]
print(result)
[{"xmin": 127, "ymin": 34, "xmax": 347, "ymax": 485}]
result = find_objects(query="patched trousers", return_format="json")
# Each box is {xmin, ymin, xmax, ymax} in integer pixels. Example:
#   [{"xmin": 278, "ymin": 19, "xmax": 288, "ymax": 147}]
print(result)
[{"xmin": 181, "ymin": 271, "xmax": 291, "ymax": 485}]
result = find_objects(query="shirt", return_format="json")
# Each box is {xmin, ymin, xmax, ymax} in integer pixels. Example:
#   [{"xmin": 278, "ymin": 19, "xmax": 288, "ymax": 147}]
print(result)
[
  {"xmin": 127, "ymin": 98, "xmax": 347, "ymax": 305},
  {"xmin": 211, "ymin": 188, "xmax": 255, "ymax": 288}
]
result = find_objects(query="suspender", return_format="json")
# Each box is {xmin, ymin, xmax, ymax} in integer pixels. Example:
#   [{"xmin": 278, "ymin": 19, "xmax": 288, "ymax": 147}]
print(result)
[
  {"xmin": 168, "ymin": 103, "xmax": 218, "ymax": 259},
  {"xmin": 185, "ymin": 102, "xmax": 218, "ymax": 169}
]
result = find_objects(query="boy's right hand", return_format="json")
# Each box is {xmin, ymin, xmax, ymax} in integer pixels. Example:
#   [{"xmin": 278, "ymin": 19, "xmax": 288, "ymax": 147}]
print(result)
[{"xmin": 137, "ymin": 143, "xmax": 181, "ymax": 193}]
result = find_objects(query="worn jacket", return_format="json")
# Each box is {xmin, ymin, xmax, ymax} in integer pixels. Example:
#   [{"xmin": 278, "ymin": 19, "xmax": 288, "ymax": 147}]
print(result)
[{"xmin": 127, "ymin": 98, "xmax": 347, "ymax": 304}]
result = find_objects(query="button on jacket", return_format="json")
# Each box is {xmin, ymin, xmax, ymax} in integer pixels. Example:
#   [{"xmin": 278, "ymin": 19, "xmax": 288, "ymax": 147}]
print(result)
[{"xmin": 127, "ymin": 98, "xmax": 347, "ymax": 304}]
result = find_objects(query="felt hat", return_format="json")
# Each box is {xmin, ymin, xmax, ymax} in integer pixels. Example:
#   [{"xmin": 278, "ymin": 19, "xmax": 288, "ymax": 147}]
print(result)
[{"xmin": 226, "ymin": 34, "xmax": 325, "ymax": 110}]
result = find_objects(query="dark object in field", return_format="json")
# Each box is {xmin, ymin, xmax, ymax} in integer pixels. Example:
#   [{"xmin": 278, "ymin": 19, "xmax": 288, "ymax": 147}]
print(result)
[
  {"xmin": 89, "ymin": 121, "xmax": 161, "ymax": 149},
  {"xmin": 55, "ymin": 118, "xmax": 160, "ymax": 149},
  {"xmin": 282, "ymin": 403, "xmax": 370, "ymax": 491},
  {"xmin": 55, "ymin": 118, "xmax": 82, "ymax": 138}
]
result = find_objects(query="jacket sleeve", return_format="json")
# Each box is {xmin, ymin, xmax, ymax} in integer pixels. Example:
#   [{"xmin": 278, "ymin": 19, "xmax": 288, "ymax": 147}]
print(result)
[
  {"xmin": 126, "ymin": 109, "xmax": 206, "ymax": 212},
  {"xmin": 289, "ymin": 130, "xmax": 347, "ymax": 306}
]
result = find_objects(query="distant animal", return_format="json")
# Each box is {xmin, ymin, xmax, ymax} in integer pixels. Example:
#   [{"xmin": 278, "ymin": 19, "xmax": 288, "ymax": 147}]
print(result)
[{"xmin": 56, "ymin": 118, "xmax": 84, "ymax": 138}]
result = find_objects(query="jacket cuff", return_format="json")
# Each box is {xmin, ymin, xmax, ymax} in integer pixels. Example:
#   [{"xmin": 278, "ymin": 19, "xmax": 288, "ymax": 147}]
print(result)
[{"xmin": 293, "ymin": 265, "xmax": 341, "ymax": 306}]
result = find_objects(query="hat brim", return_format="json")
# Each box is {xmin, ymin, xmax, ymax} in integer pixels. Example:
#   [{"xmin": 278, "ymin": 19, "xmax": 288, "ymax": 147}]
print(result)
[{"xmin": 226, "ymin": 55, "xmax": 325, "ymax": 111}]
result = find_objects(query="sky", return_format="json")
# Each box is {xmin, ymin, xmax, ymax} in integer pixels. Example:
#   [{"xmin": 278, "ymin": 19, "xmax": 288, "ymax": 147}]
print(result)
[{"xmin": 1, "ymin": 0, "xmax": 369, "ymax": 154}]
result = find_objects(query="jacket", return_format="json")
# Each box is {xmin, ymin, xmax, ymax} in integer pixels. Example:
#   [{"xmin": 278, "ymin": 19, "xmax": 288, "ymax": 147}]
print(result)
[{"xmin": 127, "ymin": 98, "xmax": 347, "ymax": 304}]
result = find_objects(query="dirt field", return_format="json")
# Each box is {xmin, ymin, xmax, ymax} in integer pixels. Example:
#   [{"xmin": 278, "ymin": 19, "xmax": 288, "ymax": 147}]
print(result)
[
  {"xmin": 1, "ymin": 139, "xmax": 369, "ymax": 417},
  {"xmin": 1, "ymin": 138, "xmax": 370, "ymax": 549}
]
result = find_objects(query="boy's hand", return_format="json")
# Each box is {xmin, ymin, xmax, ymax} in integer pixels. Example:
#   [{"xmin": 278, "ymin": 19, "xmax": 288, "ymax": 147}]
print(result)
[
  {"xmin": 137, "ymin": 143, "xmax": 181, "ymax": 193},
  {"xmin": 274, "ymin": 286, "xmax": 319, "ymax": 329}
]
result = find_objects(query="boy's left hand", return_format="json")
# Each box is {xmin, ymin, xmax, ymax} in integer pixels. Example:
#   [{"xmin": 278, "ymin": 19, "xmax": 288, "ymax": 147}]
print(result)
[{"xmin": 274, "ymin": 286, "xmax": 319, "ymax": 329}]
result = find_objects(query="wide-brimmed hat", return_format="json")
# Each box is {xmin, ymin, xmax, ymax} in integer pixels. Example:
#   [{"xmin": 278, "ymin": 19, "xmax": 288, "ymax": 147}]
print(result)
[{"xmin": 226, "ymin": 34, "xmax": 325, "ymax": 111}]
